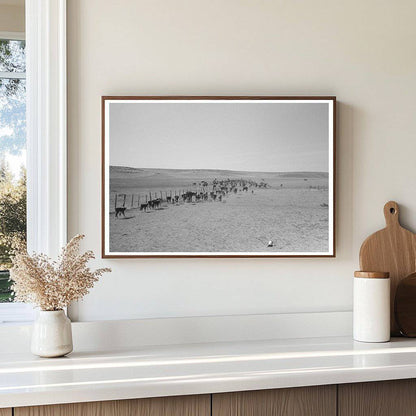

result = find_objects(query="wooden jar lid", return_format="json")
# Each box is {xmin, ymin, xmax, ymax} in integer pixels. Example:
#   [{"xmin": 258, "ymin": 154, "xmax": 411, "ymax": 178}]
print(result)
[{"xmin": 354, "ymin": 271, "xmax": 390, "ymax": 279}]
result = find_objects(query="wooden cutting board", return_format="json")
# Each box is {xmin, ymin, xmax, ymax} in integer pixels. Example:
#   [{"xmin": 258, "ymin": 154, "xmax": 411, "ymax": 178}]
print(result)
[
  {"xmin": 395, "ymin": 272, "xmax": 416, "ymax": 337},
  {"xmin": 359, "ymin": 201, "xmax": 416, "ymax": 335}
]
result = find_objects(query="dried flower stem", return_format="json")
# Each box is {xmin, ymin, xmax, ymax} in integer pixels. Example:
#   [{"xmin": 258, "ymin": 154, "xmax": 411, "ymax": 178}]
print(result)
[{"xmin": 10, "ymin": 235, "xmax": 111, "ymax": 310}]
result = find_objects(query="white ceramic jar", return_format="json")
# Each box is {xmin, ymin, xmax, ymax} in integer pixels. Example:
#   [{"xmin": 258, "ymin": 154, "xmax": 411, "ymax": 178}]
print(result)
[
  {"xmin": 31, "ymin": 310, "xmax": 73, "ymax": 357},
  {"xmin": 353, "ymin": 271, "xmax": 390, "ymax": 343}
]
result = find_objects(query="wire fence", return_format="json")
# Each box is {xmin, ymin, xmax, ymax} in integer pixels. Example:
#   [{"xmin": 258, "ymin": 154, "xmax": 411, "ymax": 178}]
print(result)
[{"xmin": 110, "ymin": 187, "xmax": 211, "ymax": 213}]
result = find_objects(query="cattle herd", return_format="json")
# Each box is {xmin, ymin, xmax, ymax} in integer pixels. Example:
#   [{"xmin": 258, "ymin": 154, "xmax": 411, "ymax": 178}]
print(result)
[{"xmin": 113, "ymin": 178, "xmax": 269, "ymax": 217}]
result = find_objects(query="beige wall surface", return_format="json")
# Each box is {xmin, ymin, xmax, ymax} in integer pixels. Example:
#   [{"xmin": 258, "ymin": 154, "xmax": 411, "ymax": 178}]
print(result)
[
  {"xmin": 0, "ymin": 4, "xmax": 24, "ymax": 33},
  {"xmin": 67, "ymin": 0, "xmax": 416, "ymax": 321}
]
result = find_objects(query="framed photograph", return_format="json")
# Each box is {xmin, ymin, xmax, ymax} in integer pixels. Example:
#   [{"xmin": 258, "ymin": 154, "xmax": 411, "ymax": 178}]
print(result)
[{"xmin": 102, "ymin": 96, "xmax": 336, "ymax": 258}]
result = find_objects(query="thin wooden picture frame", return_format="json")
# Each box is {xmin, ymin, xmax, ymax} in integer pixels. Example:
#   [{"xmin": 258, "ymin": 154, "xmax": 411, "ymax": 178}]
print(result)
[{"xmin": 102, "ymin": 96, "xmax": 336, "ymax": 258}]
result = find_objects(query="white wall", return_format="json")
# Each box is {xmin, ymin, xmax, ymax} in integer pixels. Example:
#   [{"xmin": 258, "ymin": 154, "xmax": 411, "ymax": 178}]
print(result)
[{"xmin": 67, "ymin": 0, "xmax": 416, "ymax": 321}]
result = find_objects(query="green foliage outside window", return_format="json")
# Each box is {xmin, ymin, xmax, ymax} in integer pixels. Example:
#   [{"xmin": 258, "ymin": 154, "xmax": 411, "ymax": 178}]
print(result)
[{"xmin": 0, "ymin": 39, "xmax": 27, "ymax": 302}]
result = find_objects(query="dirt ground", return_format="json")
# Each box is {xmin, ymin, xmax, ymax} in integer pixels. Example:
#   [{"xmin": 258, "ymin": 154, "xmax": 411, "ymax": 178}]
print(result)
[{"xmin": 109, "ymin": 184, "xmax": 329, "ymax": 253}]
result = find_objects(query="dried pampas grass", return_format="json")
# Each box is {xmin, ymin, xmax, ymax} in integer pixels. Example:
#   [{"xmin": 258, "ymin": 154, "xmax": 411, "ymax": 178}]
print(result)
[{"xmin": 10, "ymin": 235, "xmax": 111, "ymax": 311}]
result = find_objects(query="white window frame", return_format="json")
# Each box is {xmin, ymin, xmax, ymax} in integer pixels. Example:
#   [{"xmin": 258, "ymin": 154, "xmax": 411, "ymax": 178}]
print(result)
[
  {"xmin": 0, "ymin": 0, "xmax": 67, "ymax": 323},
  {"xmin": 0, "ymin": 31, "xmax": 25, "ymax": 41}
]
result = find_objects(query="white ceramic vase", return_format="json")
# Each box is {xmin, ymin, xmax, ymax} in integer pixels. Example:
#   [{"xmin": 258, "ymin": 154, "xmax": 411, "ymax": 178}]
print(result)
[{"xmin": 31, "ymin": 310, "xmax": 73, "ymax": 358}]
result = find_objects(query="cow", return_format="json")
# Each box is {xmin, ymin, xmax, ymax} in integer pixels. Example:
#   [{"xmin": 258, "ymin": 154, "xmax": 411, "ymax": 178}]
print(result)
[
  {"xmin": 151, "ymin": 198, "xmax": 162, "ymax": 209},
  {"xmin": 115, "ymin": 207, "xmax": 126, "ymax": 218}
]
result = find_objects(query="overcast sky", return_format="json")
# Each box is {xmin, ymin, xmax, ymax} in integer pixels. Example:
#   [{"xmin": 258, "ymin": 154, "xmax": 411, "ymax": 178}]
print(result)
[{"xmin": 109, "ymin": 101, "xmax": 329, "ymax": 172}]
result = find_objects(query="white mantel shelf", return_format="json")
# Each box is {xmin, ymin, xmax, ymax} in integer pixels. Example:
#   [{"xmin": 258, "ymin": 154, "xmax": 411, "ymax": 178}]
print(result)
[{"xmin": 2, "ymin": 336, "xmax": 416, "ymax": 409}]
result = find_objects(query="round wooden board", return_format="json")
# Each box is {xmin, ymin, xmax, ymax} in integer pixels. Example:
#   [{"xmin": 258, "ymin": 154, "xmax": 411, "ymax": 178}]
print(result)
[{"xmin": 395, "ymin": 273, "xmax": 416, "ymax": 337}]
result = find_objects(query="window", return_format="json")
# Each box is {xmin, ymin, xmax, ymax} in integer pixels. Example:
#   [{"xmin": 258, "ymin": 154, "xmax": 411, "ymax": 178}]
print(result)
[
  {"xmin": 0, "ymin": 2, "xmax": 67, "ymax": 323},
  {"xmin": 0, "ymin": 37, "xmax": 26, "ymax": 307}
]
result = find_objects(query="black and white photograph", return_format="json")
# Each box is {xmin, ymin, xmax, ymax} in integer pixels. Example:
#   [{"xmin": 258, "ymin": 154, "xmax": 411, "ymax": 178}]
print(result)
[{"xmin": 102, "ymin": 97, "xmax": 335, "ymax": 257}]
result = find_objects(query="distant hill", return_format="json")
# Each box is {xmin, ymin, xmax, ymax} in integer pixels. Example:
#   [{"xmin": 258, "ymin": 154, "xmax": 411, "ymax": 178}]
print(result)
[
  {"xmin": 110, "ymin": 166, "xmax": 328, "ymax": 179},
  {"xmin": 109, "ymin": 166, "xmax": 328, "ymax": 193}
]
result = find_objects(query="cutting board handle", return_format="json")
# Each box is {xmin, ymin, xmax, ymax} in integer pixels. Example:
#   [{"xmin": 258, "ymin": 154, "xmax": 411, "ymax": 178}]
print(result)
[{"xmin": 384, "ymin": 201, "xmax": 400, "ymax": 228}]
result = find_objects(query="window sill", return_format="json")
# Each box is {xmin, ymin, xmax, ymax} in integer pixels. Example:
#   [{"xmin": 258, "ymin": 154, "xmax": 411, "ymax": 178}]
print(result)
[{"xmin": 0, "ymin": 303, "xmax": 35, "ymax": 324}]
